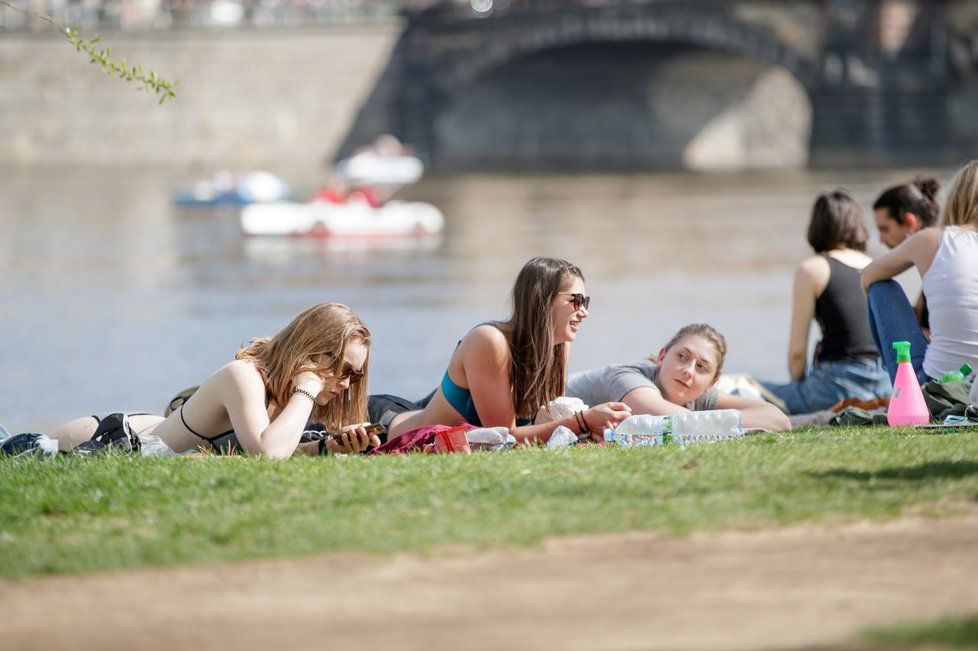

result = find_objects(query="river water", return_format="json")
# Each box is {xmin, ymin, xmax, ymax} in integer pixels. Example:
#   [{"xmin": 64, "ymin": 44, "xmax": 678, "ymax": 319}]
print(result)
[{"xmin": 0, "ymin": 167, "xmax": 937, "ymax": 433}]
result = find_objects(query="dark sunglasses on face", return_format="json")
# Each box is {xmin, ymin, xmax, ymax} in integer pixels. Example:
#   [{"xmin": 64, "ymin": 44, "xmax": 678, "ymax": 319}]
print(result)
[
  {"xmin": 324, "ymin": 351, "xmax": 365, "ymax": 383},
  {"xmin": 559, "ymin": 292, "xmax": 591, "ymax": 311},
  {"xmin": 338, "ymin": 366, "xmax": 364, "ymax": 383}
]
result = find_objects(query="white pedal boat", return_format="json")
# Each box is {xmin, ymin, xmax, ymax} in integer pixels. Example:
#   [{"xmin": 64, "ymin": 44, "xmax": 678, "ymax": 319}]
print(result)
[
  {"xmin": 240, "ymin": 200, "xmax": 445, "ymax": 237},
  {"xmin": 334, "ymin": 152, "xmax": 424, "ymax": 186}
]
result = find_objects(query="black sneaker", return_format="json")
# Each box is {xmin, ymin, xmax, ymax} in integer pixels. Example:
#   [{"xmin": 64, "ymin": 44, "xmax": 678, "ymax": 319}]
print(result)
[
  {"xmin": 0, "ymin": 433, "xmax": 57, "ymax": 458},
  {"xmin": 70, "ymin": 439, "xmax": 110, "ymax": 456},
  {"xmin": 70, "ymin": 413, "xmax": 141, "ymax": 456}
]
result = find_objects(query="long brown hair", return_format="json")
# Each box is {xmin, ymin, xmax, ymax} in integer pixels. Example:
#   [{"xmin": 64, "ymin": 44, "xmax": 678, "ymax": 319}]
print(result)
[
  {"xmin": 508, "ymin": 257, "xmax": 584, "ymax": 419},
  {"xmin": 235, "ymin": 303, "xmax": 371, "ymax": 431},
  {"xmin": 942, "ymin": 161, "xmax": 978, "ymax": 229}
]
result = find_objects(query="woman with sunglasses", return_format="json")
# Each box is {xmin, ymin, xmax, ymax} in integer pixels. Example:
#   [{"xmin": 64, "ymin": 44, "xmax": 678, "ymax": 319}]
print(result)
[
  {"xmin": 372, "ymin": 257, "xmax": 632, "ymax": 444},
  {"xmin": 47, "ymin": 303, "xmax": 379, "ymax": 459}
]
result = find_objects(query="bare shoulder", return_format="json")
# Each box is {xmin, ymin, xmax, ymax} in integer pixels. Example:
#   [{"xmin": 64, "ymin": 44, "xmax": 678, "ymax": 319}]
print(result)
[
  {"xmin": 461, "ymin": 324, "xmax": 511, "ymax": 362},
  {"xmin": 911, "ymin": 227, "xmax": 943, "ymax": 248},
  {"xmin": 906, "ymin": 227, "xmax": 943, "ymax": 265},
  {"xmin": 465, "ymin": 323, "xmax": 509, "ymax": 348},
  {"xmin": 218, "ymin": 359, "xmax": 265, "ymax": 388},
  {"xmin": 796, "ymin": 255, "xmax": 830, "ymax": 295},
  {"xmin": 798, "ymin": 254, "xmax": 830, "ymax": 277}
]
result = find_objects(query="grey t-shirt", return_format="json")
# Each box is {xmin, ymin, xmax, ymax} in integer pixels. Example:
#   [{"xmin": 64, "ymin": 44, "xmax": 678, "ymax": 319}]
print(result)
[{"xmin": 566, "ymin": 360, "xmax": 718, "ymax": 411}]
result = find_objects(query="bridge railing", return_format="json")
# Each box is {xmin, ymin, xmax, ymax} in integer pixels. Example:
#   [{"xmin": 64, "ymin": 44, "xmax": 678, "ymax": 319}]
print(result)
[{"xmin": 0, "ymin": 0, "xmax": 431, "ymax": 31}]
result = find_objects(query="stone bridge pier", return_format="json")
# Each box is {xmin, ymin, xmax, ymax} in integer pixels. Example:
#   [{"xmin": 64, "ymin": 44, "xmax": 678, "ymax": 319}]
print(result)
[{"xmin": 338, "ymin": 0, "xmax": 976, "ymax": 171}]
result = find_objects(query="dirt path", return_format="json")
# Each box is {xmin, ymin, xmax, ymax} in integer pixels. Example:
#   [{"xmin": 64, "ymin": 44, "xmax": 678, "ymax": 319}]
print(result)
[{"xmin": 3, "ymin": 514, "xmax": 978, "ymax": 651}]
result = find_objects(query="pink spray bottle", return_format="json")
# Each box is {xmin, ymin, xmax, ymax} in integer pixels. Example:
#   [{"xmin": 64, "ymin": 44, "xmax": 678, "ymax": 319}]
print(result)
[{"xmin": 887, "ymin": 341, "xmax": 930, "ymax": 426}]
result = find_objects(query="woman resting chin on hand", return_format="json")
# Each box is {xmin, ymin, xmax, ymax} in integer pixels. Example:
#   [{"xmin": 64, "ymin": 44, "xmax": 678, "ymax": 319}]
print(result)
[{"xmin": 48, "ymin": 303, "xmax": 377, "ymax": 459}]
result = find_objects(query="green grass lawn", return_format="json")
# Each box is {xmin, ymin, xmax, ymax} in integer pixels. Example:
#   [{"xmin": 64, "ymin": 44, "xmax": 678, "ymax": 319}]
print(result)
[
  {"xmin": 861, "ymin": 615, "xmax": 978, "ymax": 648},
  {"xmin": 1, "ymin": 426, "xmax": 977, "ymax": 579}
]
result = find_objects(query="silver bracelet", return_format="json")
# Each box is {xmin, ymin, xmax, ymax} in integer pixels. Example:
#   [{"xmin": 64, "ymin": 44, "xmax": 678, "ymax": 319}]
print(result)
[{"xmin": 291, "ymin": 388, "xmax": 317, "ymax": 403}]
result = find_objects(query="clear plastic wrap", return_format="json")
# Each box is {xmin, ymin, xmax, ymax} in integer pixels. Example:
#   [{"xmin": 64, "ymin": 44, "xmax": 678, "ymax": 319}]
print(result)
[
  {"xmin": 138, "ymin": 435, "xmax": 179, "ymax": 457},
  {"xmin": 465, "ymin": 427, "xmax": 516, "ymax": 451},
  {"xmin": 545, "ymin": 425, "xmax": 579, "ymax": 448}
]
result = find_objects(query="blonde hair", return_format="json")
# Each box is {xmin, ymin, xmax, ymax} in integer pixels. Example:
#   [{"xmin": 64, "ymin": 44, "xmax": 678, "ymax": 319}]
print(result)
[
  {"xmin": 236, "ymin": 303, "xmax": 371, "ymax": 431},
  {"xmin": 649, "ymin": 323, "xmax": 728, "ymax": 378},
  {"xmin": 941, "ymin": 161, "xmax": 978, "ymax": 229}
]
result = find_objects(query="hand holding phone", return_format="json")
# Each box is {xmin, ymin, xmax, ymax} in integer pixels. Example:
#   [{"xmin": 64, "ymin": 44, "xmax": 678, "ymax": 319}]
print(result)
[{"xmin": 331, "ymin": 422, "xmax": 385, "ymax": 453}]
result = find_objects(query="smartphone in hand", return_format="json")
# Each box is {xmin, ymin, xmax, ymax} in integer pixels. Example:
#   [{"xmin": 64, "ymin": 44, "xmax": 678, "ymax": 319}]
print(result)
[{"xmin": 364, "ymin": 422, "xmax": 386, "ymax": 437}]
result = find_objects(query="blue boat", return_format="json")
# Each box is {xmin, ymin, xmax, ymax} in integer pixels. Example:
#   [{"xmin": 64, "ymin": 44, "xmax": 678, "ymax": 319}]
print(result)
[{"xmin": 172, "ymin": 171, "xmax": 293, "ymax": 207}]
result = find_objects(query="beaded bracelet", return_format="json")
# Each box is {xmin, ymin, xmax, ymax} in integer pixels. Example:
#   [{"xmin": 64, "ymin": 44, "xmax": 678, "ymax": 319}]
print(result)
[{"xmin": 292, "ymin": 388, "xmax": 317, "ymax": 403}]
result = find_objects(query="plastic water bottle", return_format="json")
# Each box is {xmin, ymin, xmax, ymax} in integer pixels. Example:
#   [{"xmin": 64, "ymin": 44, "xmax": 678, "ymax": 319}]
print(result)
[
  {"xmin": 669, "ymin": 410, "xmax": 744, "ymax": 444},
  {"xmin": 604, "ymin": 415, "xmax": 671, "ymax": 447},
  {"xmin": 939, "ymin": 363, "xmax": 973, "ymax": 384},
  {"xmin": 887, "ymin": 341, "xmax": 930, "ymax": 426},
  {"xmin": 606, "ymin": 410, "xmax": 743, "ymax": 448}
]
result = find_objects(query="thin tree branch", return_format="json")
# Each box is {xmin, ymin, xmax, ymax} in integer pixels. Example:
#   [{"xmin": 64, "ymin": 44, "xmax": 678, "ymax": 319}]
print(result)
[{"xmin": 0, "ymin": 0, "xmax": 177, "ymax": 104}]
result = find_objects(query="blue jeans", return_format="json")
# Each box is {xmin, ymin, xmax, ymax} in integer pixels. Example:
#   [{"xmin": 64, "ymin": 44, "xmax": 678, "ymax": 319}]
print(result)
[
  {"xmin": 866, "ymin": 280, "xmax": 930, "ymax": 385},
  {"xmin": 762, "ymin": 357, "xmax": 891, "ymax": 414}
]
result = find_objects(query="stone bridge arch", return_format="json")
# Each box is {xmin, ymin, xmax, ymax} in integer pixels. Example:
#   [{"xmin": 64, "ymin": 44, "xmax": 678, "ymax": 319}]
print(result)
[
  {"xmin": 430, "ymin": 7, "xmax": 818, "ymax": 95},
  {"xmin": 337, "ymin": 2, "xmax": 822, "ymax": 170},
  {"xmin": 337, "ymin": 0, "xmax": 958, "ymax": 170}
]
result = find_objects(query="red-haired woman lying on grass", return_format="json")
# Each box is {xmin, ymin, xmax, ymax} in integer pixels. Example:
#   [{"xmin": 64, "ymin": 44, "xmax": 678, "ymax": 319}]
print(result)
[{"xmin": 48, "ymin": 303, "xmax": 380, "ymax": 459}]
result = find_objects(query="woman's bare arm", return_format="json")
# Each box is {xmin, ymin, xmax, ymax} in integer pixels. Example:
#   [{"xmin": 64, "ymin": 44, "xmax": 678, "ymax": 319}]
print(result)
[
  {"xmin": 221, "ymin": 361, "xmax": 318, "ymax": 459},
  {"xmin": 715, "ymin": 392, "xmax": 791, "ymax": 431},
  {"xmin": 786, "ymin": 258, "xmax": 824, "ymax": 380},
  {"xmin": 861, "ymin": 228, "xmax": 942, "ymax": 292},
  {"xmin": 620, "ymin": 386, "xmax": 691, "ymax": 416}
]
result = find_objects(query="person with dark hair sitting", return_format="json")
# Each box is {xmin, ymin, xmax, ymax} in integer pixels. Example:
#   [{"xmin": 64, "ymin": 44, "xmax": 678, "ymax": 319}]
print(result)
[
  {"xmin": 862, "ymin": 161, "xmax": 978, "ymax": 386},
  {"xmin": 873, "ymin": 176, "xmax": 941, "ymax": 249},
  {"xmin": 762, "ymin": 190, "xmax": 890, "ymax": 414},
  {"xmin": 872, "ymin": 176, "xmax": 941, "ymax": 333}
]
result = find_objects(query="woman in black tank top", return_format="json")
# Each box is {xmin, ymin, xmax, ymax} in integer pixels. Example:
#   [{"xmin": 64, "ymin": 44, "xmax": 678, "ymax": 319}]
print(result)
[{"xmin": 761, "ymin": 191, "xmax": 890, "ymax": 414}]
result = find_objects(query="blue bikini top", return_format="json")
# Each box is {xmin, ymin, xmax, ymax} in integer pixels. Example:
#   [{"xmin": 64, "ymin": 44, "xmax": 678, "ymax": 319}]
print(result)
[{"xmin": 441, "ymin": 322, "xmax": 533, "ymax": 428}]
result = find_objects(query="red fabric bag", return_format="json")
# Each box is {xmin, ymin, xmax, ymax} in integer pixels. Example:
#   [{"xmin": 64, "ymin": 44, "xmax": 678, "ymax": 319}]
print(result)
[{"xmin": 366, "ymin": 424, "xmax": 475, "ymax": 455}]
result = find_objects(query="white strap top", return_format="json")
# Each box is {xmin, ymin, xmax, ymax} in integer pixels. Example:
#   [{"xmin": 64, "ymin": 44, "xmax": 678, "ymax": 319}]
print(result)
[{"xmin": 920, "ymin": 226, "xmax": 978, "ymax": 379}]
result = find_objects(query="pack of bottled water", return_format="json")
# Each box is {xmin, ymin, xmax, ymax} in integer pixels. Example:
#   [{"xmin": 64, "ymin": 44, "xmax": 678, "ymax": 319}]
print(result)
[{"xmin": 604, "ymin": 410, "xmax": 744, "ymax": 447}]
